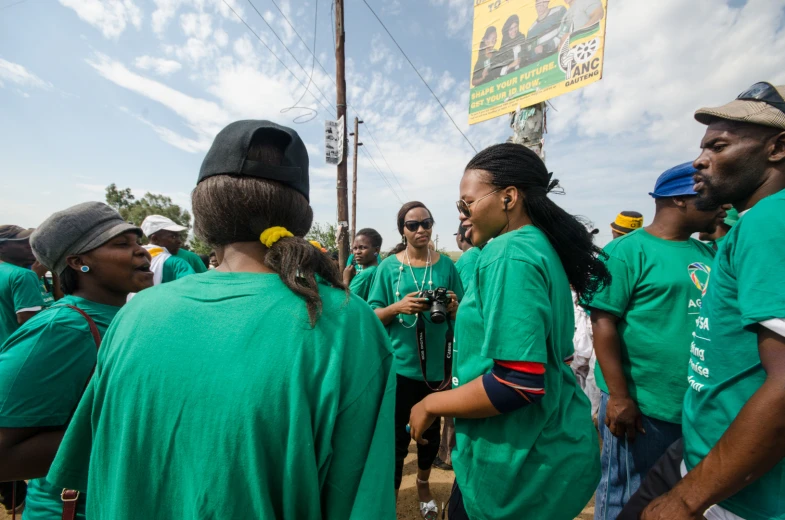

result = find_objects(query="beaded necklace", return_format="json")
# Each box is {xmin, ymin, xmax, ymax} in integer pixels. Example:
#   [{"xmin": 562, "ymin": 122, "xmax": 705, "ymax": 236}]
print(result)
[{"xmin": 395, "ymin": 248, "xmax": 433, "ymax": 328}]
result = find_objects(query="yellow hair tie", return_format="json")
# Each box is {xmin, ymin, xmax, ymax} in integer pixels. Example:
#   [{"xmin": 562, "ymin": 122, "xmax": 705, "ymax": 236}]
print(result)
[{"xmin": 260, "ymin": 226, "xmax": 293, "ymax": 248}]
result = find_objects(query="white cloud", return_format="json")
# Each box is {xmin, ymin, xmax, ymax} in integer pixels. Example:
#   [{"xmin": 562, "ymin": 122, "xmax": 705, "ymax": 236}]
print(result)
[
  {"xmin": 180, "ymin": 11, "xmax": 213, "ymax": 40},
  {"xmin": 429, "ymin": 0, "xmax": 472, "ymax": 37},
  {"xmin": 0, "ymin": 59, "xmax": 53, "ymax": 90},
  {"xmin": 59, "ymin": 0, "xmax": 142, "ymax": 39},
  {"xmin": 134, "ymin": 56, "xmax": 182, "ymax": 76},
  {"xmin": 214, "ymin": 28, "xmax": 229, "ymax": 47}
]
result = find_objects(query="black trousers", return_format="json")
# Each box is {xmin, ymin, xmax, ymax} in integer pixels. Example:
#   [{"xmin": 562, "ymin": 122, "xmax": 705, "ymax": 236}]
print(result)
[
  {"xmin": 394, "ymin": 374, "xmax": 442, "ymax": 489},
  {"xmin": 618, "ymin": 438, "xmax": 684, "ymax": 520},
  {"xmin": 448, "ymin": 480, "xmax": 471, "ymax": 520}
]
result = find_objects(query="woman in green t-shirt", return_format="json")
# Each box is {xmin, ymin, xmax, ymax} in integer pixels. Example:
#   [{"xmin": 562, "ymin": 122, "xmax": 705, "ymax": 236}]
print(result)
[
  {"xmin": 47, "ymin": 121, "xmax": 397, "ymax": 520},
  {"xmin": 343, "ymin": 228, "xmax": 382, "ymax": 301},
  {"xmin": 368, "ymin": 201, "xmax": 462, "ymax": 520},
  {"xmin": 408, "ymin": 143, "xmax": 611, "ymax": 520},
  {"xmin": 0, "ymin": 201, "xmax": 153, "ymax": 520}
]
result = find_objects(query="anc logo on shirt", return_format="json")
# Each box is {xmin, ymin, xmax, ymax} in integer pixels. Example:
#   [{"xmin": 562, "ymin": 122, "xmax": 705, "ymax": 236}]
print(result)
[{"xmin": 688, "ymin": 262, "xmax": 711, "ymax": 296}]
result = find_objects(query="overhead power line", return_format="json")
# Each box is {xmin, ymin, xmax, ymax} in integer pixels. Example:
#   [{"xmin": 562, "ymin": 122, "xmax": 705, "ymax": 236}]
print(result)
[
  {"xmin": 222, "ymin": 0, "xmax": 336, "ymax": 117},
  {"xmin": 361, "ymin": 0, "xmax": 478, "ymax": 154},
  {"xmin": 360, "ymin": 145, "xmax": 404, "ymax": 205}
]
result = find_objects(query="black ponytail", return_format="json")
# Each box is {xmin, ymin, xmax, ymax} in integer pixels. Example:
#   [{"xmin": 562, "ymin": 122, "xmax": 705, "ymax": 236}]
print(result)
[
  {"xmin": 389, "ymin": 201, "xmax": 432, "ymax": 255},
  {"xmin": 465, "ymin": 143, "xmax": 610, "ymax": 301}
]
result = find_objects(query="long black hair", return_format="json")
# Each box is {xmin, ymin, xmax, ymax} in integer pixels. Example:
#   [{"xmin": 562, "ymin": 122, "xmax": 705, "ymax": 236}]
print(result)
[
  {"xmin": 465, "ymin": 143, "xmax": 610, "ymax": 301},
  {"xmin": 192, "ymin": 137, "xmax": 346, "ymax": 326},
  {"xmin": 389, "ymin": 201, "xmax": 432, "ymax": 255}
]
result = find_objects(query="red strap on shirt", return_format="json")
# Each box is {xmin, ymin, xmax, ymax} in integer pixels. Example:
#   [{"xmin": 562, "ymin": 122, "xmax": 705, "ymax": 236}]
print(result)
[{"xmin": 496, "ymin": 360, "xmax": 545, "ymax": 374}]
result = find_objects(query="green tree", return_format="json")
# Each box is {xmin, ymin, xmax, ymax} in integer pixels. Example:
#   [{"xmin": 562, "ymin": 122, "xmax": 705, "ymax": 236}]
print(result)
[
  {"xmin": 306, "ymin": 222, "xmax": 338, "ymax": 252},
  {"xmin": 106, "ymin": 183, "xmax": 193, "ymax": 245},
  {"xmin": 188, "ymin": 236, "xmax": 212, "ymax": 255}
]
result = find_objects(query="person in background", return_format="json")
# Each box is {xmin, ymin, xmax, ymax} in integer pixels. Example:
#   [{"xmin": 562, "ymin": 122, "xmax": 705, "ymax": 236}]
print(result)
[
  {"xmin": 585, "ymin": 162, "xmax": 725, "ymax": 520},
  {"xmin": 31, "ymin": 260, "xmax": 61, "ymax": 307},
  {"xmin": 47, "ymin": 120, "xmax": 396, "ymax": 519},
  {"xmin": 561, "ymin": 0, "xmax": 604, "ymax": 33},
  {"xmin": 369, "ymin": 201, "xmax": 462, "ymax": 520},
  {"xmin": 343, "ymin": 228, "xmax": 382, "ymax": 302},
  {"xmin": 208, "ymin": 251, "xmax": 219, "ymax": 270},
  {"xmin": 472, "ymin": 26, "xmax": 499, "ymax": 87},
  {"xmin": 0, "ymin": 225, "xmax": 44, "ymax": 516},
  {"xmin": 176, "ymin": 244, "xmax": 208, "ymax": 274},
  {"xmin": 623, "ymin": 82, "xmax": 785, "ymax": 520},
  {"xmin": 0, "ymin": 202, "xmax": 153, "ymax": 520},
  {"xmin": 139, "ymin": 215, "xmax": 195, "ymax": 285},
  {"xmin": 698, "ymin": 207, "xmax": 739, "ymax": 250},
  {"xmin": 610, "ymin": 211, "xmax": 644, "ymax": 239},
  {"xmin": 496, "ymin": 15, "xmax": 528, "ymax": 76},
  {"xmin": 453, "ymin": 224, "xmax": 480, "ymax": 293},
  {"xmin": 197, "ymin": 253, "xmax": 210, "ymax": 270},
  {"xmin": 527, "ymin": 0, "xmax": 567, "ymax": 61},
  {"xmin": 409, "ymin": 143, "xmax": 608, "ymax": 520}
]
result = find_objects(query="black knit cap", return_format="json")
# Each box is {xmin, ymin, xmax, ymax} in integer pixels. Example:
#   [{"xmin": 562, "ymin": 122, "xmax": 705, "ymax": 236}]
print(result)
[{"xmin": 198, "ymin": 120, "xmax": 310, "ymax": 201}]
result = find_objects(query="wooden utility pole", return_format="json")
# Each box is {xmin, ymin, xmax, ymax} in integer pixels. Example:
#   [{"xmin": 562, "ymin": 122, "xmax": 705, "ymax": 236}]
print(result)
[
  {"xmin": 350, "ymin": 117, "xmax": 363, "ymax": 241},
  {"xmin": 334, "ymin": 0, "xmax": 350, "ymax": 268}
]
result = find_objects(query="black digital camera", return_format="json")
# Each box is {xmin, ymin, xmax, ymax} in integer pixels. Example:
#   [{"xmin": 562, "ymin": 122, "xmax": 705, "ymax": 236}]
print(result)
[{"xmin": 421, "ymin": 287, "xmax": 450, "ymax": 324}]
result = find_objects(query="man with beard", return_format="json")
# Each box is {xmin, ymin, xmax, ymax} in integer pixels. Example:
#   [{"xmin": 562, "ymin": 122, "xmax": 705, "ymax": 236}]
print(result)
[{"xmin": 621, "ymin": 82, "xmax": 785, "ymax": 520}]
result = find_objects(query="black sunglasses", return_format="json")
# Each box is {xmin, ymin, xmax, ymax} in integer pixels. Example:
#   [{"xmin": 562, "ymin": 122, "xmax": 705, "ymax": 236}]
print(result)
[
  {"xmin": 404, "ymin": 218, "xmax": 434, "ymax": 232},
  {"xmin": 737, "ymin": 82, "xmax": 785, "ymax": 113}
]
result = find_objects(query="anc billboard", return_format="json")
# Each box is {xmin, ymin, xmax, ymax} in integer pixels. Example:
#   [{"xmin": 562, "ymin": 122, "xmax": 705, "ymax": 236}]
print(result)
[{"xmin": 469, "ymin": 0, "xmax": 608, "ymax": 125}]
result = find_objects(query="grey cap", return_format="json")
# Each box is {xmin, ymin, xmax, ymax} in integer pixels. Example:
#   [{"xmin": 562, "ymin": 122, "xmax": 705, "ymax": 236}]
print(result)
[{"xmin": 30, "ymin": 202, "xmax": 141, "ymax": 275}]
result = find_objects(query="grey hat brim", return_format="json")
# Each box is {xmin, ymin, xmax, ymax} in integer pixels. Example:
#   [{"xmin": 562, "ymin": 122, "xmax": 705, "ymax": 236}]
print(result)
[{"xmin": 51, "ymin": 222, "xmax": 141, "ymax": 275}]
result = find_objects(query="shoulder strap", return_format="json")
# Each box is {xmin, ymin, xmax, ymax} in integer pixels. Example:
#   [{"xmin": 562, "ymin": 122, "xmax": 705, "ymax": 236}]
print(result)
[
  {"xmin": 64, "ymin": 305, "xmax": 101, "ymax": 349},
  {"xmin": 60, "ymin": 305, "xmax": 101, "ymax": 520}
]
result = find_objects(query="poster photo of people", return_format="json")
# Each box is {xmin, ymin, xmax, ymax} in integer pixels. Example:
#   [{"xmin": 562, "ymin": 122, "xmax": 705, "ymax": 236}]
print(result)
[{"xmin": 469, "ymin": 0, "xmax": 608, "ymax": 125}]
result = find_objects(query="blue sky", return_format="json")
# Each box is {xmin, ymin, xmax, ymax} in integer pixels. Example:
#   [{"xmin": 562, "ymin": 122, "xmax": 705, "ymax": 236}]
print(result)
[{"xmin": 1, "ymin": 0, "xmax": 784, "ymax": 249}]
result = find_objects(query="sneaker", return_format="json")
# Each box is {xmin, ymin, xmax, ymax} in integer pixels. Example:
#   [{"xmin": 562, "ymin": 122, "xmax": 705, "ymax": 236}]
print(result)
[{"xmin": 432, "ymin": 456, "xmax": 453, "ymax": 471}]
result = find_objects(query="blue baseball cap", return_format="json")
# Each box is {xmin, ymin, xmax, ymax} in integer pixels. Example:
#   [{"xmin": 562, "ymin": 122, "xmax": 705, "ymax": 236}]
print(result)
[{"xmin": 649, "ymin": 162, "xmax": 698, "ymax": 198}]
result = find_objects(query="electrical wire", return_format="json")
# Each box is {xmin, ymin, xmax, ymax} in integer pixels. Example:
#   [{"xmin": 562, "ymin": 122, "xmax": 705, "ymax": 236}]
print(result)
[
  {"xmin": 360, "ymin": 146, "xmax": 404, "ymax": 205},
  {"xmin": 279, "ymin": 0, "xmax": 319, "ymax": 122},
  {"xmin": 245, "ymin": 0, "xmax": 337, "ymax": 117},
  {"xmin": 357, "ymin": 118, "xmax": 410, "ymax": 200},
  {"xmin": 361, "ymin": 0, "xmax": 477, "ymax": 154},
  {"xmin": 222, "ymin": 0, "xmax": 336, "ymax": 118}
]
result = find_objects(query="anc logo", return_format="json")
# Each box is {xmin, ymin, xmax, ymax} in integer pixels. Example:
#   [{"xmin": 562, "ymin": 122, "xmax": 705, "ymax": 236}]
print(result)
[{"xmin": 688, "ymin": 262, "xmax": 711, "ymax": 296}]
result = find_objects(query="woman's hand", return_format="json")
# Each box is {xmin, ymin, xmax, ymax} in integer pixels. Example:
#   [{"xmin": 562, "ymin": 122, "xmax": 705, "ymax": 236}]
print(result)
[
  {"xmin": 447, "ymin": 290, "xmax": 459, "ymax": 320},
  {"xmin": 396, "ymin": 292, "xmax": 429, "ymax": 316},
  {"xmin": 342, "ymin": 264, "xmax": 355, "ymax": 285},
  {"xmin": 409, "ymin": 397, "xmax": 438, "ymax": 445}
]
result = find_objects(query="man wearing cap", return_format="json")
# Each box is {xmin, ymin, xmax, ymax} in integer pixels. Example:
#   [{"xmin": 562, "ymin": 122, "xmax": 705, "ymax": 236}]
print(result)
[
  {"xmin": 0, "ymin": 225, "xmax": 45, "ymax": 345},
  {"xmin": 140, "ymin": 215, "xmax": 196, "ymax": 285},
  {"xmin": 584, "ymin": 162, "xmax": 724, "ymax": 520},
  {"xmin": 611, "ymin": 211, "xmax": 644, "ymax": 239},
  {"xmin": 698, "ymin": 207, "xmax": 739, "ymax": 251},
  {"xmin": 627, "ymin": 83, "xmax": 785, "ymax": 520}
]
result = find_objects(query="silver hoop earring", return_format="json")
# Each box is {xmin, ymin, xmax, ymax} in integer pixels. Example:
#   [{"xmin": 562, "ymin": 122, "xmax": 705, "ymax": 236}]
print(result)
[{"xmin": 80, "ymin": 266, "xmax": 90, "ymax": 273}]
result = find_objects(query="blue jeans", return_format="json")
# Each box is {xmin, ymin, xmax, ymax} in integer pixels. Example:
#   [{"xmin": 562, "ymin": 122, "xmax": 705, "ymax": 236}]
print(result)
[{"xmin": 594, "ymin": 391, "xmax": 682, "ymax": 520}]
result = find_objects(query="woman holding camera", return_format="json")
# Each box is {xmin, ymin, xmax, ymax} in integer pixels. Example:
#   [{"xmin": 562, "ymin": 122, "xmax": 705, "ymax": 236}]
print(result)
[
  {"xmin": 368, "ymin": 201, "xmax": 463, "ymax": 520},
  {"xmin": 408, "ymin": 144, "xmax": 611, "ymax": 520}
]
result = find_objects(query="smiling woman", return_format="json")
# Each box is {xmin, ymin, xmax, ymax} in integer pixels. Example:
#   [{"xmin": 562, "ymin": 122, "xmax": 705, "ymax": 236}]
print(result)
[{"xmin": 0, "ymin": 202, "xmax": 152, "ymax": 520}]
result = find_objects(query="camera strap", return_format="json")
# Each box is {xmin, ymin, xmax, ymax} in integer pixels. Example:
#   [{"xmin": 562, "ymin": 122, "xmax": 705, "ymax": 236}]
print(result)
[{"xmin": 416, "ymin": 314, "xmax": 454, "ymax": 392}]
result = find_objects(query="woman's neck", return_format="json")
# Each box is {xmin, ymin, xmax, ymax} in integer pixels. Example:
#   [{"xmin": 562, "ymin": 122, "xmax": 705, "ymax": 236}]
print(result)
[
  {"xmin": 217, "ymin": 242, "xmax": 276, "ymax": 274},
  {"xmin": 406, "ymin": 244, "xmax": 430, "ymax": 263},
  {"xmin": 73, "ymin": 287, "xmax": 126, "ymax": 308}
]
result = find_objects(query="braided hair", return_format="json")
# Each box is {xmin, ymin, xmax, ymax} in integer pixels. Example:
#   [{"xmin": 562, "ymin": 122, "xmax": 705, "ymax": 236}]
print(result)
[{"xmin": 465, "ymin": 143, "xmax": 610, "ymax": 301}]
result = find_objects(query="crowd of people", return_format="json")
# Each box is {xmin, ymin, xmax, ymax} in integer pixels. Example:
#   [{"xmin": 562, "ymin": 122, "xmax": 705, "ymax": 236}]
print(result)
[{"xmin": 0, "ymin": 82, "xmax": 783, "ymax": 520}]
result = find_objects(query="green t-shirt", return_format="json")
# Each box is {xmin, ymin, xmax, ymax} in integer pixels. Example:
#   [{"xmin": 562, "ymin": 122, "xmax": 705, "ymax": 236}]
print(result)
[
  {"xmin": 586, "ymin": 229, "xmax": 715, "ymax": 423},
  {"xmin": 349, "ymin": 264, "xmax": 378, "ymax": 301},
  {"xmin": 38, "ymin": 276, "xmax": 55, "ymax": 308},
  {"xmin": 368, "ymin": 254, "xmax": 464, "ymax": 381},
  {"xmin": 455, "ymin": 247, "xmax": 481, "ymax": 292},
  {"xmin": 47, "ymin": 271, "xmax": 396, "ymax": 520},
  {"xmin": 162, "ymin": 255, "xmax": 196, "ymax": 283},
  {"xmin": 175, "ymin": 248, "xmax": 208, "ymax": 274},
  {"xmin": 683, "ymin": 190, "xmax": 785, "ymax": 520},
  {"xmin": 0, "ymin": 295, "xmax": 120, "ymax": 520},
  {"xmin": 0, "ymin": 262, "xmax": 45, "ymax": 346},
  {"xmin": 452, "ymin": 226, "xmax": 599, "ymax": 520}
]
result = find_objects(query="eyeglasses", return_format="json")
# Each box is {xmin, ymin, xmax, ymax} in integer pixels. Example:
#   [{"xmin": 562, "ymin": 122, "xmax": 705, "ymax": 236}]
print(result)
[
  {"xmin": 403, "ymin": 218, "xmax": 434, "ymax": 232},
  {"xmin": 737, "ymin": 82, "xmax": 785, "ymax": 113},
  {"xmin": 456, "ymin": 189, "xmax": 501, "ymax": 217}
]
